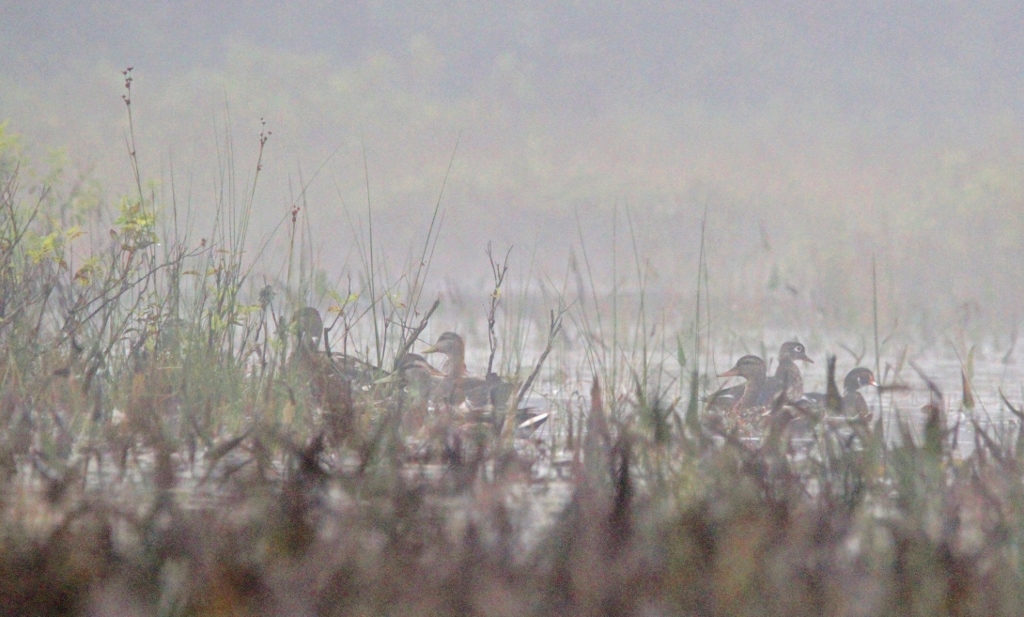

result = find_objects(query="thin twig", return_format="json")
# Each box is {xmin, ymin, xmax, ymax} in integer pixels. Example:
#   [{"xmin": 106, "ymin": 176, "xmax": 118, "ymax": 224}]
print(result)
[
  {"xmin": 513, "ymin": 305, "xmax": 565, "ymax": 411},
  {"xmin": 485, "ymin": 242, "xmax": 512, "ymax": 375},
  {"xmin": 392, "ymin": 296, "xmax": 442, "ymax": 368}
]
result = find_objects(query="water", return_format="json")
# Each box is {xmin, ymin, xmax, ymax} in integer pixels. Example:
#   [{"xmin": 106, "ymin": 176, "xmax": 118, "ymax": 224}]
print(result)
[{"xmin": 9, "ymin": 330, "xmax": 1024, "ymax": 538}]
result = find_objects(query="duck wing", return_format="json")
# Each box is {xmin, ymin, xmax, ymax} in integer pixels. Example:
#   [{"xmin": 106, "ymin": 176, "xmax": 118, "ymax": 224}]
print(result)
[
  {"xmin": 841, "ymin": 391, "xmax": 871, "ymax": 419},
  {"xmin": 514, "ymin": 409, "xmax": 552, "ymax": 437},
  {"xmin": 328, "ymin": 353, "xmax": 387, "ymax": 386},
  {"xmin": 801, "ymin": 392, "xmax": 826, "ymax": 407},
  {"xmin": 463, "ymin": 374, "xmax": 514, "ymax": 410},
  {"xmin": 754, "ymin": 376, "xmax": 785, "ymax": 407},
  {"xmin": 706, "ymin": 383, "xmax": 745, "ymax": 411}
]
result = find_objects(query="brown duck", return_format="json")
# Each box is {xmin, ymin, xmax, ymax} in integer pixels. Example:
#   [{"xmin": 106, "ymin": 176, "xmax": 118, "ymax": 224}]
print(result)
[
  {"xmin": 421, "ymin": 331, "xmax": 548, "ymax": 433},
  {"xmin": 717, "ymin": 355, "xmax": 772, "ymax": 412},
  {"xmin": 288, "ymin": 307, "xmax": 386, "ymax": 398},
  {"xmin": 773, "ymin": 341, "xmax": 813, "ymax": 402},
  {"xmin": 375, "ymin": 352, "xmax": 445, "ymax": 433},
  {"xmin": 421, "ymin": 332, "xmax": 513, "ymax": 410}
]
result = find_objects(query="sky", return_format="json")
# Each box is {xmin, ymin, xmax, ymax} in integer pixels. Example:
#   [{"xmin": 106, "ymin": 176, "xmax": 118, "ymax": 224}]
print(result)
[{"xmin": 1, "ymin": 1, "xmax": 1023, "ymax": 328}]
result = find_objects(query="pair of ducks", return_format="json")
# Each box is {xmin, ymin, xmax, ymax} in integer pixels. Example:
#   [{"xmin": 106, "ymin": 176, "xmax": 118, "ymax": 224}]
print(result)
[
  {"xmin": 381, "ymin": 333, "xmax": 513, "ymax": 411},
  {"xmin": 711, "ymin": 342, "xmax": 877, "ymax": 419},
  {"xmin": 289, "ymin": 307, "xmax": 536, "ymax": 422},
  {"xmin": 382, "ymin": 332, "xmax": 549, "ymax": 433}
]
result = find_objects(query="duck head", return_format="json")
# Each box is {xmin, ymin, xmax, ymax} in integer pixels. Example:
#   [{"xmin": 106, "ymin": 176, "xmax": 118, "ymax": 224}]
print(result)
[
  {"xmin": 378, "ymin": 353, "xmax": 445, "ymax": 385},
  {"xmin": 421, "ymin": 332, "xmax": 465, "ymax": 357},
  {"xmin": 293, "ymin": 307, "xmax": 323, "ymax": 351},
  {"xmin": 843, "ymin": 367, "xmax": 878, "ymax": 394},
  {"xmin": 779, "ymin": 341, "xmax": 812, "ymax": 363},
  {"xmin": 720, "ymin": 355, "xmax": 768, "ymax": 381}
]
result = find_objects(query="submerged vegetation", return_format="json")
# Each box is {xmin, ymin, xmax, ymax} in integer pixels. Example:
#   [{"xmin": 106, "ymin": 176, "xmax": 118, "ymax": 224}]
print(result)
[{"xmin": 2, "ymin": 83, "xmax": 1024, "ymax": 616}]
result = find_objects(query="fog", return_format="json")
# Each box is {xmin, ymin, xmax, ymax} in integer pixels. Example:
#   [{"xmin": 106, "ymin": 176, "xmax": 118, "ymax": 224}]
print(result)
[{"xmin": 2, "ymin": 1, "xmax": 1023, "ymax": 330}]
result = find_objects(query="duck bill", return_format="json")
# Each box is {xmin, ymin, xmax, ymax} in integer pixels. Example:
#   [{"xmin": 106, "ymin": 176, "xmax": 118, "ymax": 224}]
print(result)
[
  {"xmin": 420, "ymin": 343, "xmax": 439, "ymax": 354},
  {"xmin": 374, "ymin": 373, "xmax": 401, "ymax": 385},
  {"xmin": 800, "ymin": 354, "xmax": 814, "ymax": 363},
  {"xmin": 720, "ymin": 367, "xmax": 740, "ymax": 377}
]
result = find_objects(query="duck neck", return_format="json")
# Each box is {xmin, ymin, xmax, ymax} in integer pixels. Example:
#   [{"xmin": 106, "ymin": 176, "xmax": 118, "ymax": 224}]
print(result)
[
  {"xmin": 290, "ymin": 337, "xmax": 318, "ymax": 368},
  {"xmin": 442, "ymin": 351, "xmax": 467, "ymax": 381},
  {"xmin": 436, "ymin": 353, "xmax": 467, "ymax": 407},
  {"xmin": 775, "ymin": 360, "xmax": 803, "ymax": 399},
  {"xmin": 735, "ymin": 372, "xmax": 766, "ymax": 410}
]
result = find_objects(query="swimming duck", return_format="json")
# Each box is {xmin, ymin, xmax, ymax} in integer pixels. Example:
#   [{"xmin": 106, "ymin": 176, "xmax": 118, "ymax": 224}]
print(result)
[
  {"xmin": 421, "ymin": 331, "xmax": 469, "ymax": 407},
  {"xmin": 288, "ymin": 307, "xmax": 336, "ymax": 393},
  {"xmin": 289, "ymin": 307, "xmax": 385, "ymax": 386},
  {"xmin": 376, "ymin": 353, "xmax": 445, "ymax": 399},
  {"xmin": 469, "ymin": 372, "xmax": 516, "ymax": 411},
  {"xmin": 375, "ymin": 353, "xmax": 445, "ymax": 433},
  {"xmin": 774, "ymin": 341, "xmax": 813, "ymax": 402},
  {"xmin": 421, "ymin": 331, "xmax": 548, "ymax": 434},
  {"xmin": 422, "ymin": 332, "xmax": 514, "ymax": 410},
  {"xmin": 803, "ymin": 367, "xmax": 877, "ymax": 418},
  {"xmin": 716, "ymin": 355, "xmax": 772, "ymax": 412},
  {"xmin": 286, "ymin": 308, "xmax": 359, "ymax": 439},
  {"xmin": 292, "ymin": 306, "xmax": 324, "ymax": 353}
]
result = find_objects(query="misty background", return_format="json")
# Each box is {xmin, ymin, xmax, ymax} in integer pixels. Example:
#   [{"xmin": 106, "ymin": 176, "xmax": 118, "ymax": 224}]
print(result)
[{"xmin": 2, "ymin": 1, "xmax": 1022, "ymax": 334}]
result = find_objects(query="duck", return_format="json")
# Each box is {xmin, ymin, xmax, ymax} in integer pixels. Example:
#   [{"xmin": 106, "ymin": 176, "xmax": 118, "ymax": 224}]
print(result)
[
  {"xmin": 292, "ymin": 306, "xmax": 324, "ymax": 353},
  {"xmin": 803, "ymin": 367, "xmax": 877, "ymax": 419},
  {"xmin": 376, "ymin": 353, "xmax": 445, "ymax": 399},
  {"xmin": 420, "ymin": 331, "xmax": 469, "ymax": 406},
  {"xmin": 774, "ymin": 341, "xmax": 813, "ymax": 402},
  {"xmin": 289, "ymin": 307, "xmax": 385, "ymax": 387},
  {"xmin": 286, "ymin": 307, "xmax": 360, "ymax": 439},
  {"xmin": 716, "ymin": 355, "xmax": 772, "ymax": 413},
  {"xmin": 707, "ymin": 342, "xmax": 812, "ymax": 411},
  {"xmin": 421, "ymin": 331, "xmax": 549, "ymax": 434},
  {"xmin": 421, "ymin": 332, "xmax": 513, "ymax": 410},
  {"xmin": 374, "ymin": 353, "xmax": 445, "ymax": 433}
]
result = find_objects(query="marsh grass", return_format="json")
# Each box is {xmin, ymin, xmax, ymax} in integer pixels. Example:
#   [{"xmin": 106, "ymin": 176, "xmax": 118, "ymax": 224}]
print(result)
[{"xmin": 4, "ymin": 90, "xmax": 1024, "ymax": 616}]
